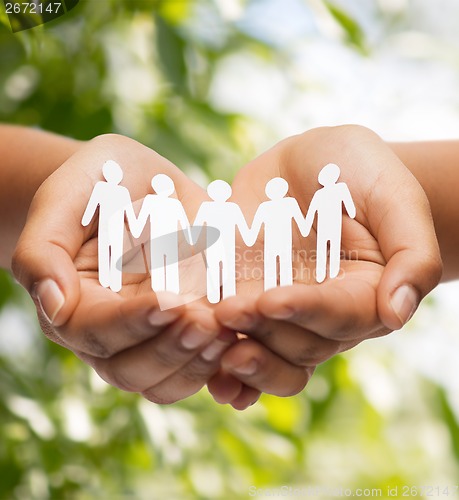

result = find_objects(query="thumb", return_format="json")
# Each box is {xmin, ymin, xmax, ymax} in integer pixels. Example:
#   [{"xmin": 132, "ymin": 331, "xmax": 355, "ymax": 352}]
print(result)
[
  {"xmin": 12, "ymin": 196, "xmax": 81, "ymax": 328},
  {"xmin": 374, "ymin": 181, "xmax": 442, "ymax": 330}
]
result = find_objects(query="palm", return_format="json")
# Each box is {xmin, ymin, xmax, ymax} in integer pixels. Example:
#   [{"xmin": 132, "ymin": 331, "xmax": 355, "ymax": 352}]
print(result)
[
  {"xmin": 230, "ymin": 150, "xmax": 385, "ymax": 314},
  {"xmin": 73, "ymin": 233, "xmax": 153, "ymax": 306}
]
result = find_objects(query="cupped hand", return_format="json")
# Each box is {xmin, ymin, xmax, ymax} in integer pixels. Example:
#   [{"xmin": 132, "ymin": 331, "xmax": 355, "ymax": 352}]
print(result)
[
  {"xmin": 12, "ymin": 134, "xmax": 236, "ymax": 404},
  {"xmin": 208, "ymin": 125, "xmax": 442, "ymax": 408}
]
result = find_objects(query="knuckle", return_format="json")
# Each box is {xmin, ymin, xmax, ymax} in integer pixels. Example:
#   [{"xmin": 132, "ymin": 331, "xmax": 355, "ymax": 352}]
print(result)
[
  {"xmin": 81, "ymin": 330, "xmax": 112, "ymax": 358},
  {"xmin": 94, "ymin": 358, "xmax": 137, "ymax": 393},
  {"xmin": 425, "ymin": 254, "xmax": 443, "ymax": 289},
  {"xmin": 322, "ymin": 308, "xmax": 366, "ymax": 341},
  {"xmin": 141, "ymin": 388, "xmax": 177, "ymax": 405},
  {"xmin": 180, "ymin": 358, "xmax": 216, "ymax": 384},
  {"xmin": 293, "ymin": 340, "xmax": 341, "ymax": 366},
  {"xmin": 334, "ymin": 124, "xmax": 376, "ymax": 142},
  {"xmin": 11, "ymin": 244, "xmax": 34, "ymax": 288},
  {"xmin": 152, "ymin": 342, "xmax": 188, "ymax": 368},
  {"xmin": 90, "ymin": 133, "xmax": 122, "ymax": 145},
  {"xmin": 251, "ymin": 326, "xmax": 273, "ymax": 342}
]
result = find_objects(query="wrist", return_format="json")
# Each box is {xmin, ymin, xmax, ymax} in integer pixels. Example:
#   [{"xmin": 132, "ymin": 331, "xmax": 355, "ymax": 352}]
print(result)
[
  {"xmin": 389, "ymin": 140, "xmax": 459, "ymax": 281},
  {"xmin": 0, "ymin": 126, "xmax": 83, "ymax": 269}
]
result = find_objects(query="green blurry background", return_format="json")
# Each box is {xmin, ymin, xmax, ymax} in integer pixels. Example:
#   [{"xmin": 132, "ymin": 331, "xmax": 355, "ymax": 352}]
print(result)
[{"xmin": 1, "ymin": 0, "xmax": 459, "ymax": 498}]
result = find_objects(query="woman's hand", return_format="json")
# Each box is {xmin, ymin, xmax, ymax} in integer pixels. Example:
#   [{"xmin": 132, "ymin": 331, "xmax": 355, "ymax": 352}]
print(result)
[
  {"xmin": 208, "ymin": 125, "xmax": 442, "ymax": 408},
  {"xmin": 12, "ymin": 134, "xmax": 236, "ymax": 404}
]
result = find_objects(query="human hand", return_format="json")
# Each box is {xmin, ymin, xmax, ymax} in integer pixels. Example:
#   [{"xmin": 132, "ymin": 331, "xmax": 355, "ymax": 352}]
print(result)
[
  {"xmin": 208, "ymin": 125, "xmax": 442, "ymax": 408},
  {"xmin": 12, "ymin": 134, "xmax": 236, "ymax": 404}
]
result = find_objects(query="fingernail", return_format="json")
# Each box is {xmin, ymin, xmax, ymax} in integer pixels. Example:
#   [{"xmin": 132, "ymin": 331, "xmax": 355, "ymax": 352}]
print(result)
[
  {"xmin": 181, "ymin": 324, "xmax": 212, "ymax": 350},
  {"xmin": 148, "ymin": 309, "xmax": 177, "ymax": 327},
  {"xmin": 201, "ymin": 339, "xmax": 228, "ymax": 361},
  {"xmin": 232, "ymin": 359, "xmax": 257, "ymax": 376},
  {"xmin": 390, "ymin": 285, "xmax": 419, "ymax": 326},
  {"xmin": 34, "ymin": 279, "xmax": 65, "ymax": 325}
]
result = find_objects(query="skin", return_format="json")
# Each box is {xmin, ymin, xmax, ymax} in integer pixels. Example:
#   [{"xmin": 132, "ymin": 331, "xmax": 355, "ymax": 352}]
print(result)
[
  {"xmin": 0, "ymin": 125, "xmax": 81, "ymax": 268},
  {"xmin": 0, "ymin": 124, "xmax": 453, "ymax": 410},
  {"xmin": 9, "ymin": 132, "xmax": 238, "ymax": 405},
  {"xmin": 208, "ymin": 125, "xmax": 443, "ymax": 408}
]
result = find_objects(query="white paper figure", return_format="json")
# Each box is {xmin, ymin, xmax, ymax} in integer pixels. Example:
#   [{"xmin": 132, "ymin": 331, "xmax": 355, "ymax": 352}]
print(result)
[
  {"xmin": 304, "ymin": 163, "xmax": 356, "ymax": 283},
  {"xmin": 131, "ymin": 174, "xmax": 192, "ymax": 294},
  {"xmin": 247, "ymin": 177, "xmax": 308, "ymax": 290},
  {"xmin": 193, "ymin": 180, "xmax": 251, "ymax": 303},
  {"xmin": 82, "ymin": 160, "xmax": 136, "ymax": 292}
]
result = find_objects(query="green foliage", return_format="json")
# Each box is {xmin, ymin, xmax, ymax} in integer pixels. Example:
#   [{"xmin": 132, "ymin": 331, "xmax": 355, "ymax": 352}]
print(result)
[
  {"xmin": 0, "ymin": 1, "xmax": 458, "ymax": 498},
  {"xmin": 323, "ymin": 1, "xmax": 368, "ymax": 54}
]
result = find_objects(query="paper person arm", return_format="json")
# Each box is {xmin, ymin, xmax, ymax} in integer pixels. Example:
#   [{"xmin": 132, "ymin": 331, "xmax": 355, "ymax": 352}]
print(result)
[
  {"xmin": 246, "ymin": 206, "xmax": 265, "ymax": 247},
  {"xmin": 291, "ymin": 199, "xmax": 309, "ymax": 237},
  {"xmin": 130, "ymin": 197, "xmax": 151, "ymax": 239},
  {"xmin": 124, "ymin": 194, "xmax": 138, "ymax": 234},
  {"xmin": 235, "ymin": 206, "xmax": 253, "ymax": 246},
  {"xmin": 303, "ymin": 193, "xmax": 319, "ymax": 236},
  {"xmin": 341, "ymin": 184, "xmax": 356, "ymax": 219},
  {"xmin": 191, "ymin": 206, "xmax": 206, "ymax": 245},
  {"xmin": 178, "ymin": 205, "xmax": 193, "ymax": 245},
  {"xmin": 81, "ymin": 183, "xmax": 102, "ymax": 226}
]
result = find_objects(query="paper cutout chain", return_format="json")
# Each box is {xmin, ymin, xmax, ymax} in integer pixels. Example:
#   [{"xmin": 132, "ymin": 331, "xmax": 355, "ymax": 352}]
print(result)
[{"xmin": 82, "ymin": 161, "xmax": 356, "ymax": 303}]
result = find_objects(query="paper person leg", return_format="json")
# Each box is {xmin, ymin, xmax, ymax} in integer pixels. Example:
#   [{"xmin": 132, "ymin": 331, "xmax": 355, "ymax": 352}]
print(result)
[
  {"xmin": 150, "ymin": 251, "xmax": 166, "ymax": 292},
  {"xmin": 278, "ymin": 248, "xmax": 293, "ymax": 287},
  {"xmin": 98, "ymin": 227, "xmax": 111, "ymax": 288},
  {"xmin": 329, "ymin": 229, "xmax": 342, "ymax": 279},
  {"xmin": 263, "ymin": 250, "xmax": 277, "ymax": 291},
  {"xmin": 108, "ymin": 209, "xmax": 127, "ymax": 292},
  {"xmin": 315, "ymin": 232, "xmax": 328, "ymax": 284},
  {"xmin": 109, "ymin": 233, "xmax": 123, "ymax": 293},
  {"xmin": 164, "ymin": 250, "xmax": 180, "ymax": 294},
  {"xmin": 206, "ymin": 254, "xmax": 221, "ymax": 304},
  {"xmin": 221, "ymin": 251, "xmax": 236, "ymax": 299}
]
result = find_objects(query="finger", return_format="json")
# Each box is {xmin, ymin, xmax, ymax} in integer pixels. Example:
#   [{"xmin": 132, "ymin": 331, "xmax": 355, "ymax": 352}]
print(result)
[
  {"xmin": 218, "ymin": 271, "xmax": 385, "ymax": 344},
  {"xmin": 229, "ymin": 385, "xmax": 262, "ymax": 411},
  {"xmin": 207, "ymin": 370, "xmax": 244, "ymax": 404},
  {"xmin": 12, "ymin": 196, "xmax": 82, "ymax": 327},
  {"xmin": 334, "ymin": 128, "xmax": 443, "ymax": 329},
  {"xmin": 140, "ymin": 333, "xmax": 237, "ymax": 404},
  {"xmin": 216, "ymin": 295, "xmax": 343, "ymax": 364},
  {"xmin": 220, "ymin": 339, "xmax": 313, "ymax": 397},
  {"xmin": 367, "ymin": 153, "xmax": 443, "ymax": 329},
  {"xmin": 12, "ymin": 141, "xmax": 107, "ymax": 326},
  {"xmin": 59, "ymin": 286, "xmax": 183, "ymax": 358},
  {"xmin": 90, "ymin": 310, "xmax": 231, "ymax": 394},
  {"xmin": 207, "ymin": 370, "xmax": 262, "ymax": 409},
  {"xmin": 261, "ymin": 267, "xmax": 386, "ymax": 340}
]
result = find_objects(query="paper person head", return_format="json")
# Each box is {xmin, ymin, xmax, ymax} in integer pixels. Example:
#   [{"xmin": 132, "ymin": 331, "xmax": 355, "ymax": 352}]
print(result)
[
  {"xmin": 151, "ymin": 174, "xmax": 175, "ymax": 197},
  {"xmin": 207, "ymin": 180, "xmax": 232, "ymax": 202},
  {"xmin": 265, "ymin": 177, "xmax": 289, "ymax": 200},
  {"xmin": 102, "ymin": 160, "xmax": 123, "ymax": 184},
  {"xmin": 318, "ymin": 163, "xmax": 340, "ymax": 186}
]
